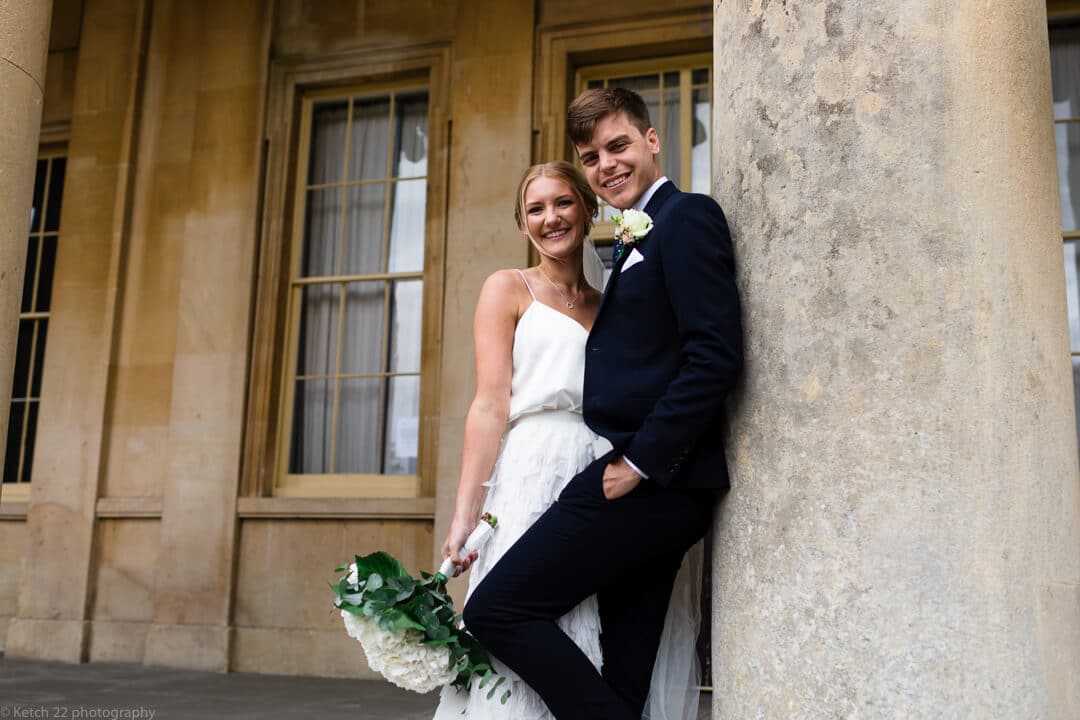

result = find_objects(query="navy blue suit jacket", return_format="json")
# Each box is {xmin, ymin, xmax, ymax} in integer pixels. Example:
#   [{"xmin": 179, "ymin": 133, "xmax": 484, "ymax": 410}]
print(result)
[{"xmin": 583, "ymin": 181, "xmax": 743, "ymax": 490}]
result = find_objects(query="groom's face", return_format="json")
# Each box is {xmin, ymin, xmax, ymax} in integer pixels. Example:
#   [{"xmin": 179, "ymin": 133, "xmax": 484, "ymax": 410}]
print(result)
[{"xmin": 574, "ymin": 111, "xmax": 661, "ymax": 210}]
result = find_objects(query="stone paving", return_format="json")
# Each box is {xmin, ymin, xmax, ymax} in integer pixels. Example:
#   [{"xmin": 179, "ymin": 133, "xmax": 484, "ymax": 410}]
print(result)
[
  {"xmin": 0, "ymin": 657, "xmax": 711, "ymax": 719},
  {"xmin": 0, "ymin": 657, "xmax": 436, "ymax": 720}
]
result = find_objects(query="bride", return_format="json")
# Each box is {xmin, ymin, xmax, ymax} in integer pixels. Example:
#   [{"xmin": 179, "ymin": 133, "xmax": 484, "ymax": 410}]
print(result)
[{"xmin": 433, "ymin": 161, "xmax": 701, "ymax": 720}]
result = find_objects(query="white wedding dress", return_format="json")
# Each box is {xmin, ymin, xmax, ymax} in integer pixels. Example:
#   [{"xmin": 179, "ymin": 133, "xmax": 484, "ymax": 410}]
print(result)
[{"xmin": 433, "ymin": 270, "xmax": 701, "ymax": 720}]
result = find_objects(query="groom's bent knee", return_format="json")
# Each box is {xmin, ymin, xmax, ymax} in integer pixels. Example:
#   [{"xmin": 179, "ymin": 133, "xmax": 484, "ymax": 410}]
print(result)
[{"xmin": 461, "ymin": 578, "xmax": 505, "ymax": 643}]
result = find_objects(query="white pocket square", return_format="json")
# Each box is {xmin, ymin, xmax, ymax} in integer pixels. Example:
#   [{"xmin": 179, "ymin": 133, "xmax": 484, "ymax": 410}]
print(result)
[{"xmin": 620, "ymin": 248, "xmax": 645, "ymax": 272}]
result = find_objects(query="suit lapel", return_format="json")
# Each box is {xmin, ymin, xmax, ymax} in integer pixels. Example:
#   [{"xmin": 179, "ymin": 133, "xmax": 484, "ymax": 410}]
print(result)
[{"xmin": 591, "ymin": 181, "xmax": 679, "ymax": 331}]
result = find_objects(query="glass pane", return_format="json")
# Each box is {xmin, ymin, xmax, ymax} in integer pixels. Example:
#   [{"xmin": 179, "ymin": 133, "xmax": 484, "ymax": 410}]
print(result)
[
  {"xmin": 691, "ymin": 68, "xmax": 709, "ymax": 86},
  {"xmin": 349, "ymin": 96, "xmax": 391, "ymax": 182},
  {"xmin": 643, "ymin": 93, "xmax": 661, "ymax": 143},
  {"xmin": 691, "ymin": 88, "xmax": 711, "ymax": 195},
  {"xmin": 1066, "ymin": 241, "xmax": 1080, "ymax": 352},
  {"xmin": 335, "ymin": 377, "xmax": 382, "ymax": 473},
  {"xmin": 45, "ymin": 157, "xmax": 66, "ymax": 232},
  {"xmin": 11, "ymin": 320, "xmax": 33, "ymax": 400},
  {"xmin": 340, "ymin": 281, "xmax": 386, "ymax": 375},
  {"xmin": 1055, "ymin": 121, "xmax": 1080, "ymax": 232},
  {"xmin": 1051, "ymin": 25, "xmax": 1080, "ymax": 117},
  {"xmin": 37, "ymin": 236, "xmax": 57, "ymax": 313},
  {"xmin": 295, "ymin": 284, "xmax": 340, "ymax": 377},
  {"xmin": 393, "ymin": 91, "xmax": 429, "ymax": 178},
  {"xmin": 387, "ymin": 179, "xmax": 427, "ymax": 273},
  {"xmin": 31, "ymin": 319, "xmax": 47, "ymax": 398},
  {"xmin": 662, "ymin": 71, "xmax": 678, "ymax": 88},
  {"xmin": 342, "ymin": 183, "xmax": 387, "ymax": 275},
  {"xmin": 389, "ymin": 280, "xmax": 423, "ymax": 373},
  {"xmin": 29, "ymin": 159, "xmax": 45, "ymax": 233},
  {"xmin": 609, "ymin": 74, "xmax": 660, "ymax": 94},
  {"xmin": 21, "ymin": 236, "xmax": 38, "ymax": 313},
  {"xmin": 301, "ymin": 188, "xmax": 342, "ymax": 277},
  {"xmin": 383, "ymin": 375, "xmax": 419, "ymax": 474},
  {"xmin": 587, "ymin": 79, "xmax": 603, "ymax": 89},
  {"xmin": 22, "ymin": 402, "xmax": 38, "ymax": 484},
  {"xmin": 308, "ymin": 100, "xmax": 348, "ymax": 186},
  {"xmin": 661, "ymin": 89, "xmax": 681, "ymax": 182},
  {"xmin": 3, "ymin": 402, "xmax": 24, "ymax": 483},
  {"xmin": 288, "ymin": 378, "xmax": 332, "ymax": 474}
]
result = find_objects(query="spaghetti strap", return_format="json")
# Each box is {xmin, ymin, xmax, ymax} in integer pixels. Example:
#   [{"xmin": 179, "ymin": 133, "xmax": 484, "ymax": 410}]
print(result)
[{"xmin": 514, "ymin": 268, "xmax": 537, "ymax": 300}]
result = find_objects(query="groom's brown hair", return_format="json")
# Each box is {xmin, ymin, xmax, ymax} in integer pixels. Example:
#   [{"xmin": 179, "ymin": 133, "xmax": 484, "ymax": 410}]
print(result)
[{"xmin": 567, "ymin": 87, "xmax": 653, "ymax": 146}]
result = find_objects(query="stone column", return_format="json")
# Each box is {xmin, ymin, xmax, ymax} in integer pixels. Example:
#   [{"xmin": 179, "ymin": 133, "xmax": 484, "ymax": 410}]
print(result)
[
  {"xmin": 0, "ymin": 0, "xmax": 53, "ymax": 489},
  {"xmin": 713, "ymin": 1, "xmax": 1080, "ymax": 717},
  {"xmin": 141, "ymin": 0, "xmax": 268, "ymax": 672},
  {"xmin": 5, "ymin": 0, "xmax": 146, "ymax": 661}
]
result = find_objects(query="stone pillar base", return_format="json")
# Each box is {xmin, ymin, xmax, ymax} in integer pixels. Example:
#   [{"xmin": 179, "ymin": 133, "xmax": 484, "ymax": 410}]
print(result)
[
  {"xmin": 5, "ymin": 618, "xmax": 85, "ymax": 663},
  {"xmin": 143, "ymin": 623, "xmax": 229, "ymax": 673}
]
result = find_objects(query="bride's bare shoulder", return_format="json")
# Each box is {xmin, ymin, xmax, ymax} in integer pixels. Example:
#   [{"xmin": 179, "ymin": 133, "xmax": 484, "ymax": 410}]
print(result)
[{"xmin": 480, "ymin": 268, "xmax": 530, "ymax": 301}]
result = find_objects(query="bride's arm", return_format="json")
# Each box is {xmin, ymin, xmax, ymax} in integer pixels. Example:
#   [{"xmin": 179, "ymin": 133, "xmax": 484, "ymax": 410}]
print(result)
[{"xmin": 442, "ymin": 270, "xmax": 520, "ymax": 572}]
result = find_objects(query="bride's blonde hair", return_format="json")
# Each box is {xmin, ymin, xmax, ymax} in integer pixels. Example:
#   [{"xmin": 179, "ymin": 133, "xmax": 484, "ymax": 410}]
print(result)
[{"xmin": 514, "ymin": 162, "xmax": 598, "ymax": 258}]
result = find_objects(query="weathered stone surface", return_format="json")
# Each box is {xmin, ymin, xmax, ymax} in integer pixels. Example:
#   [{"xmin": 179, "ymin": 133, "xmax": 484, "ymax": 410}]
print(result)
[{"xmin": 713, "ymin": 1, "xmax": 1080, "ymax": 717}]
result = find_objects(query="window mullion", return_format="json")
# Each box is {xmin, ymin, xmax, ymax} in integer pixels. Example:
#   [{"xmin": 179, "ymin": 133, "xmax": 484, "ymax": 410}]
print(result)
[{"xmin": 680, "ymin": 69, "xmax": 694, "ymax": 190}]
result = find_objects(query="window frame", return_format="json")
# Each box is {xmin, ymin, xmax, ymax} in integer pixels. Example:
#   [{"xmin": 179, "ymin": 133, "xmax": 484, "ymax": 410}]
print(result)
[
  {"xmin": 243, "ymin": 47, "xmax": 449, "ymax": 501},
  {"xmin": 2, "ymin": 146, "xmax": 67, "ymax": 505}
]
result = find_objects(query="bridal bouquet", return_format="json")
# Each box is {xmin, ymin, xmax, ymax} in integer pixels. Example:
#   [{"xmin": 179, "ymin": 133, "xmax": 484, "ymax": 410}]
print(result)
[{"xmin": 332, "ymin": 513, "xmax": 508, "ymax": 701}]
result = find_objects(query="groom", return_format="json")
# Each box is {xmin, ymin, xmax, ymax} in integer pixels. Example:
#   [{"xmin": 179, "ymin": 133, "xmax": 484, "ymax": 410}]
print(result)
[{"xmin": 464, "ymin": 87, "xmax": 743, "ymax": 719}]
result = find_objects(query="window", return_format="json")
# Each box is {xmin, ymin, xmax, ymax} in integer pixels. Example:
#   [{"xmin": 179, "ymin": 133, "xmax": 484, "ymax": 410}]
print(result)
[
  {"xmin": 275, "ymin": 83, "xmax": 432, "ymax": 498},
  {"xmin": 576, "ymin": 53, "xmax": 712, "ymax": 282},
  {"xmin": 1051, "ymin": 23, "xmax": 1080, "ymax": 457},
  {"xmin": 3, "ymin": 152, "xmax": 65, "ymax": 502}
]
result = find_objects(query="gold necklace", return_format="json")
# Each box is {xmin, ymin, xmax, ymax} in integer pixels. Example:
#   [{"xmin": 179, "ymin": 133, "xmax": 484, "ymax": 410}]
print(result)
[{"xmin": 536, "ymin": 266, "xmax": 583, "ymax": 309}]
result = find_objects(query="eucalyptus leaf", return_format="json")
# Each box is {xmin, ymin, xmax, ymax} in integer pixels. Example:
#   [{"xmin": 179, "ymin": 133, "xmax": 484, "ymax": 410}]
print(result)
[{"xmin": 353, "ymin": 551, "xmax": 409, "ymax": 581}]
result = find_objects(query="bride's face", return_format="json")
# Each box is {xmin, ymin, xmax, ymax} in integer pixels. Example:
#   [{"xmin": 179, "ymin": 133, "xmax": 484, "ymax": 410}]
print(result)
[{"xmin": 521, "ymin": 176, "xmax": 585, "ymax": 257}]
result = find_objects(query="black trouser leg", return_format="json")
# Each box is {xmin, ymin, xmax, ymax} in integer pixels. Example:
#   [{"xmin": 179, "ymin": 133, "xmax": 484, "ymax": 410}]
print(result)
[{"xmin": 463, "ymin": 456, "xmax": 712, "ymax": 720}]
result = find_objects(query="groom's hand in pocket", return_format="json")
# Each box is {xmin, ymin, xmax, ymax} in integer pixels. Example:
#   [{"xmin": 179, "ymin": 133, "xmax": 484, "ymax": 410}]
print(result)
[{"xmin": 603, "ymin": 457, "xmax": 642, "ymax": 500}]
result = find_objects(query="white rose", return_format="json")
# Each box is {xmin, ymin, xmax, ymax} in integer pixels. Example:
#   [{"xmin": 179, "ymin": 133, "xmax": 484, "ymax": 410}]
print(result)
[{"xmin": 616, "ymin": 209, "xmax": 653, "ymax": 240}]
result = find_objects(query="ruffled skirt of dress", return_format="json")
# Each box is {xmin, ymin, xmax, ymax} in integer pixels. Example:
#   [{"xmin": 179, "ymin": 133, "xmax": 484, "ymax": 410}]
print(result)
[{"xmin": 432, "ymin": 410, "xmax": 607, "ymax": 720}]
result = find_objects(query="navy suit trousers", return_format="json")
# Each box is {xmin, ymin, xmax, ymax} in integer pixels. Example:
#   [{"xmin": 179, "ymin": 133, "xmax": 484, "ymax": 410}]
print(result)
[{"xmin": 463, "ymin": 453, "xmax": 713, "ymax": 720}]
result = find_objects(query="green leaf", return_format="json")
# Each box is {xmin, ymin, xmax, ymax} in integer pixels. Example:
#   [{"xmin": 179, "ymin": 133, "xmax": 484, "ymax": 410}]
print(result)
[
  {"xmin": 353, "ymin": 551, "xmax": 409, "ymax": 581},
  {"xmin": 486, "ymin": 676, "xmax": 505, "ymax": 700},
  {"xmin": 501, "ymin": 689, "xmax": 511, "ymax": 704},
  {"xmin": 375, "ymin": 608, "xmax": 425, "ymax": 633},
  {"xmin": 479, "ymin": 668, "xmax": 494, "ymax": 689}
]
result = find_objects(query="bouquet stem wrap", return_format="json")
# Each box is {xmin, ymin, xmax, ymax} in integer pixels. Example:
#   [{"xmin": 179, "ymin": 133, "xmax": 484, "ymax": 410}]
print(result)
[{"xmin": 439, "ymin": 512, "xmax": 497, "ymax": 577}]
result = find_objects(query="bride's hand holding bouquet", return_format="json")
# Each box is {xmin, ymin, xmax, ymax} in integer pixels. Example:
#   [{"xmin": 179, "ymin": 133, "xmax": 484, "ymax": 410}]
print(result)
[{"xmin": 331, "ymin": 514, "xmax": 507, "ymax": 701}]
